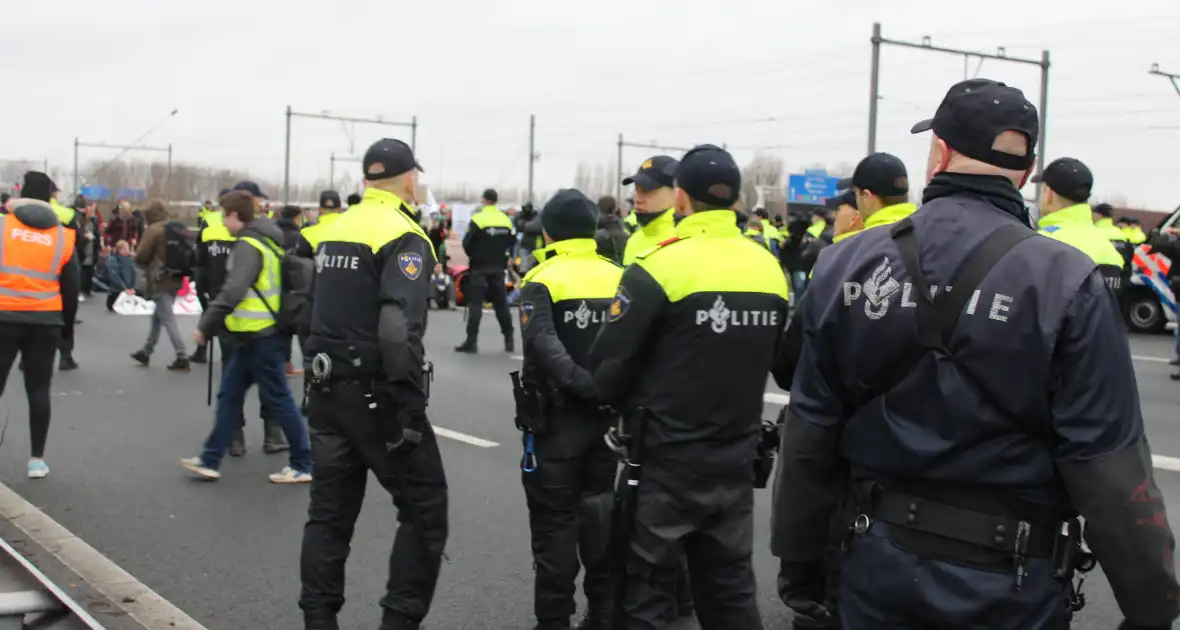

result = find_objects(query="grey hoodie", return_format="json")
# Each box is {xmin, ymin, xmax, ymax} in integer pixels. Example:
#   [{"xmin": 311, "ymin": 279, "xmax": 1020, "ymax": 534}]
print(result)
[
  {"xmin": 197, "ymin": 218, "xmax": 285, "ymax": 338},
  {"xmin": 0, "ymin": 199, "xmax": 80, "ymax": 327}
]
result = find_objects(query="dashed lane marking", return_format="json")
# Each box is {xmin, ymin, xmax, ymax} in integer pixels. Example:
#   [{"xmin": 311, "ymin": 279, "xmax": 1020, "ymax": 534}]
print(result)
[
  {"xmin": 1154, "ymin": 456, "xmax": 1180, "ymax": 472},
  {"xmin": 1133, "ymin": 355, "xmax": 1172, "ymax": 364},
  {"xmin": 764, "ymin": 392, "xmax": 791, "ymax": 405},
  {"xmin": 433, "ymin": 426, "xmax": 501, "ymax": 448},
  {"xmin": 0, "ymin": 481, "xmax": 206, "ymax": 629}
]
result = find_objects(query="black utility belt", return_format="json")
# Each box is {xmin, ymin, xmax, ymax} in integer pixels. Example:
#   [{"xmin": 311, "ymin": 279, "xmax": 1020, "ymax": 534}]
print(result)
[{"xmin": 867, "ymin": 490, "xmax": 1060, "ymax": 559}]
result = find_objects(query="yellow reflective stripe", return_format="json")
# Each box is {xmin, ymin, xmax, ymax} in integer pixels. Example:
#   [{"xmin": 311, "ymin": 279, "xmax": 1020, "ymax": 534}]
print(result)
[
  {"xmin": 227, "ymin": 236, "xmax": 281, "ymax": 330},
  {"xmin": 470, "ymin": 206, "xmax": 514, "ymax": 230},
  {"xmin": 521, "ymin": 239, "xmax": 621, "ymax": 301}
]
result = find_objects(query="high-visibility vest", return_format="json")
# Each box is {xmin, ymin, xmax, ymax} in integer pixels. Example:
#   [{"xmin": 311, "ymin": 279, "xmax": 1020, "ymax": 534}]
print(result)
[
  {"xmin": 50, "ymin": 201, "xmax": 76, "ymax": 227},
  {"xmin": 0, "ymin": 214, "xmax": 75, "ymax": 312},
  {"xmin": 224, "ymin": 236, "xmax": 281, "ymax": 333}
]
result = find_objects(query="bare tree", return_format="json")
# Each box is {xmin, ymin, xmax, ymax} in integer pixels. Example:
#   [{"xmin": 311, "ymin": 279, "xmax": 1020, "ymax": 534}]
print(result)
[{"xmin": 740, "ymin": 154, "xmax": 785, "ymax": 211}]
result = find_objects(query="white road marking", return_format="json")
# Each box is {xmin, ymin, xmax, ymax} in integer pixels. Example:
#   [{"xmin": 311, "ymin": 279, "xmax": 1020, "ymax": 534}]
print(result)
[
  {"xmin": 763, "ymin": 392, "xmax": 791, "ymax": 405},
  {"xmin": 1154, "ymin": 455, "xmax": 1180, "ymax": 472},
  {"xmin": 0, "ymin": 480, "xmax": 206, "ymax": 629},
  {"xmin": 1133, "ymin": 354, "xmax": 1173, "ymax": 364},
  {"xmin": 511, "ymin": 355, "xmax": 523, "ymax": 361},
  {"xmin": 433, "ymin": 426, "xmax": 501, "ymax": 448}
]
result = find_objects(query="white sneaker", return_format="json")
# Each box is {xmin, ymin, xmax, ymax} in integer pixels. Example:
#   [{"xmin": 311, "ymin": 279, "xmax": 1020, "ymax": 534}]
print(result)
[
  {"xmin": 268, "ymin": 467, "xmax": 312, "ymax": 484},
  {"xmin": 78, "ymin": 295, "xmax": 86, "ymax": 303},
  {"xmin": 27, "ymin": 459, "xmax": 48, "ymax": 479},
  {"xmin": 181, "ymin": 457, "xmax": 220, "ymax": 480}
]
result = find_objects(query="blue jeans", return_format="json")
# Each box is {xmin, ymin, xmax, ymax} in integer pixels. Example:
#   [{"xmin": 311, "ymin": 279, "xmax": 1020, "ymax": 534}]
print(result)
[{"xmin": 201, "ymin": 334, "xmax": 311, "ymax": 472}]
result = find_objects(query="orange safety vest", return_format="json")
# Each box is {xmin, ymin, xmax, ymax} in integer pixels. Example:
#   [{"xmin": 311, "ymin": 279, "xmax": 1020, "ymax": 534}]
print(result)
[{"xmin": 0, "ymin": 214, "xmax": 75, "ymax": 312}]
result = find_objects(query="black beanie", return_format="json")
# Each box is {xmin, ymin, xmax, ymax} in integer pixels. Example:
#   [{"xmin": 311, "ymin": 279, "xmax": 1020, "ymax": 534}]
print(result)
[
  {"xmin": 21, "ymin": 171, "xmax": 55, "ymax": 202},
  {"xmin": 541, "ymin": 189, "xmax": 600, "ymax": 242}
]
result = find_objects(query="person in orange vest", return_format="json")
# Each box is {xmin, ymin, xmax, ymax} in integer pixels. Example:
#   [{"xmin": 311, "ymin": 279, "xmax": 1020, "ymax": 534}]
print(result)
[{"xmin": 0, "ymin": 172, "xmax": 79, "ymax": 479}]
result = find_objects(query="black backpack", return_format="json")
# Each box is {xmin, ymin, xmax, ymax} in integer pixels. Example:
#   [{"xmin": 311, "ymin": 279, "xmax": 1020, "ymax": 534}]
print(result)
[
  {"xmin": 252, "ymin": 237, "xmax": 313, "ymax": 336},
  {"xmin": 161, "ymin": 220, "xmax": 196, "ymax": 278}
]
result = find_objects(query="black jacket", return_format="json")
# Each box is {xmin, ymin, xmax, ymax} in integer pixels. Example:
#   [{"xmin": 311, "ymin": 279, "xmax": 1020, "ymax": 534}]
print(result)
[
  {"xmin": 594, "ymin": 218, "xmax": 628, "ymax": 265},
  {"xmin": 772, "ymin": 172, "xmax": 1178, "ymax": 629},
  {"xmin": 275, "ymin": 217, "xmax": 301, "ymax": 252},
  {"xmin": 1148, "ymin": 231, "xmax": 1180, "ymax": 281},
  {"xmin": 463, "ymin": 206, "xmax": 516, "ymax": 270}
]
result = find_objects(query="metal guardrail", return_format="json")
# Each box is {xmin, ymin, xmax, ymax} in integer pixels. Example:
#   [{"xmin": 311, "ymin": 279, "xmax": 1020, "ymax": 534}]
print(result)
[{"xmin": 0, "ymin": 535, "xmax": 105, "ymax": 629}]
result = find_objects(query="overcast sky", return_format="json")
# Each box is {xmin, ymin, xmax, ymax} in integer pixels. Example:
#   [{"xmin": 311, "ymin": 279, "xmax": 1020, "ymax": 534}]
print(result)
[{"xmin": 4, "ymin": 0, "xmax": 1180, "ymax": 209}]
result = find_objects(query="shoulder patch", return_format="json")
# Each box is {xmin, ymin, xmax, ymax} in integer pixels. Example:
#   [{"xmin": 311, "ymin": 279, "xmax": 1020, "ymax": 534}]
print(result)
[
  {"xmin": 608, "ymin": 287, "xmax": 631, "ymax": 322},
  {"xmin": 398, "ymin": 252, "xmax": 423, "ymax": 280},
  {"xmin": 636, "ymin": 235, "xmax": 690, "ymax": 261},
  {"xmin": 520, "ymin": 301, "xmax": 535, "ymax": 327}
]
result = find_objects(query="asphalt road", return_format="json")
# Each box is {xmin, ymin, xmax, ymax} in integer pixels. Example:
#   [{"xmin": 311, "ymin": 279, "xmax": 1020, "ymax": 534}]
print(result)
[{"xmin": 0, "ymin": 299, "xmax": 1177, "ymax": 629}]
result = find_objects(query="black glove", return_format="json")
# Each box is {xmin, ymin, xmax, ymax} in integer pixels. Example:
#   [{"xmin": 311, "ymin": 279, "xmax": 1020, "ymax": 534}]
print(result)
[{"xmin": 384, "ymin": 382, "xmax": 426, "ymax": 455}]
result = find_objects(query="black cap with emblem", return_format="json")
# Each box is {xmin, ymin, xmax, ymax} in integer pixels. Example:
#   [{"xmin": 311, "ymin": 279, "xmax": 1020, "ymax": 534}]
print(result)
[
  {"xmin": 824, "ymin": 189, "xmax": 857, "ymax": 211},
  {"xmin": 910, "ymin": 78, "xmax": 1039, "ymax": 171},
  {"xmin": 1030, "ymin": 157, "xmax": 1093, "ymax": 203},
  {"xmin": 362, "ymin": 138, "xmax": 423, "ymax": 181},
  {"xmin": 622, "ymin": 155, "xmax": 678, "ymax": 191},
  {"xmin": 841, "ymin": 153, "xmax": 909, "ymax": 198}
]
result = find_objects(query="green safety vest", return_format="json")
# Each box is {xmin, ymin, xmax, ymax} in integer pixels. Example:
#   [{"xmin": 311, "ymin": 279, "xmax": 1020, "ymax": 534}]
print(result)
[
  {"xmin": 224, "ymin": 236, "xmax": 282, "ymax": 333},
  {"xmin": 521, "ymin": 238, "xmax": 622, "ymax": 299},
  {"xmin": 201, "ymin": 212, "xmax": 234, "ymax": 243},
  {"xmin": 623, "ymin": 212, "xmax": 639, "ymax": 234},
  {"xmin": 1039, "ymin": 204, "xmax": 1125, "ymax": 267},
  {"xmin": 830, "ymin": 202, "xmax": 916, "ymax": 244},
  {"xmin": 50, "ymin": 200, "xmax": 76, "ymax": 227}
]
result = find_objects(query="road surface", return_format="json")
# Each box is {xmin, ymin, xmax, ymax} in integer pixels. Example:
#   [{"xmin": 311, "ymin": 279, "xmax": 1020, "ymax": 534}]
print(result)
[{"xmin": 0, "ymin": 298, "xmax": 1175, "ymax": 629}]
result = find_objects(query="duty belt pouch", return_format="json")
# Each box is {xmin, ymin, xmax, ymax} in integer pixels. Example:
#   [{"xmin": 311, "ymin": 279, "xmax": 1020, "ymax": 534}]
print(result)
[{"xmin": 510, "ymin": 371, "xmax": 550, "ymax": 436}]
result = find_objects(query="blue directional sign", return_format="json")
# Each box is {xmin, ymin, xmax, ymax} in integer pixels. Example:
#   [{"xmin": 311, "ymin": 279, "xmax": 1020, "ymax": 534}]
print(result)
[
  {"xmin": 80, "ymin": 185, "xmax": 111, "ymax": 200},
  {"xmin": 786, "ymin": 169, "xmax": 842, "ymax": 205}
]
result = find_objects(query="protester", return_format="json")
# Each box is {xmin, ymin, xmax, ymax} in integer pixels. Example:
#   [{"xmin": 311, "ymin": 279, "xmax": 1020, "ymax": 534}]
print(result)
[
  {"xmin": 130, "ymin": 200, "xmax": 189, "ymax": 371},
  {"xmin": 105, "ymin": 240, "xmax": 137, "ymax": 312},
  {"xmin": 104, "ymin": 200, "xmax": 140, "ymax": 248},
  {"xmin": 75, "ymin": 196, "xmax": 101, "ymax": 299}
]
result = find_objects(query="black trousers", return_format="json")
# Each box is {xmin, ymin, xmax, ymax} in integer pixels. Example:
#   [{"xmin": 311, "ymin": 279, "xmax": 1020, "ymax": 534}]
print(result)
[
  {"xmin": 464, "ymin": 268, "xmax": 513, "ymax": 341},
  {"xmin": 522, "ymin": 413, "xmax": 616, "ymax": 623},
  {"xmin": 299, "ymin": 382, "xmax": 449, "ymax": 622},
  {"xmin": 619, "ymin": 473, "xmax": 761, "ymax": 630},
  {"xmin": 0, "ymin": 324, "xmax": 59, "ymax": 457},
  {"xmin": 81, "ymin": 264, "xmax": 94, "ymax": 296}
]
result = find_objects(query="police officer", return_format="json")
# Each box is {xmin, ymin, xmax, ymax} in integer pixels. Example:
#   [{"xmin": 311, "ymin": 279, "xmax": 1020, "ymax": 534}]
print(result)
[
  {"xmin": 591, "ymin": 145, "xmax": 789, "ymax": 629},
  {"xmin": 456, "ymin": 188, "xmax": 515, "ymax": 353},
  {"xmin": 772, "ymin": 78, "xmax": 1178, "ymax": 630},
  {"xmin": 620, "ymin": 156, "xmax": 679, "ymax": 266},
  {"xmin": 295, "ymin": 190, "xmax": 344, "ymax": 258},
  {"xmin": 1093, "ymin": 200, "xmax": 1134, "ymax": 251},
  {"xmin": 190, "ymin": 188, "xmax": 231, "ymax": 365},
  {"xmin": 0, "ymin": 173, "xmax": 79, "ymax": 479},
  {"xmin": 516, "ymin": 189, "xmax": 621, "ymax": 630},
  {"xmin": 46, "ymin": 180, "xmax": 80, "ymax": 370},
  {"xmin": 1032, "ymin": 157, "xmax": 1127, "ymax": 304},
  {"xmin": 835, "ymin": 153, "xmax": 916, "ymax": 243},
  {"xmin": 197, "ymin": 199, "xmax": 216, "ymax": 229},
  {"xmin": 299, "ymin": 138, "xmax": 448, "ymax": 630}
]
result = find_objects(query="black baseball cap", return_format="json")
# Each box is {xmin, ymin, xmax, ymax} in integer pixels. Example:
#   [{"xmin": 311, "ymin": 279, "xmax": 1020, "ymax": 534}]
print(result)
[
  {"xmin": 1092, "ymin": 202, "xmax": 1114, "ymax": 218},
  {"xmin": 1030, "ymin": 157, "xmax": 1092, "ymax": 203},
  {"xmin": 232, "ymin": 180, "xmax": 268, "ymax": 199},
  {"xmin": 622, "ymin": 155, "xmax": 678, "ymax": 191},
  {"xmin": 824, "ymin": 189, "xmax": 857, "ymax": 210},
  {"xmin": 362, "ymin": 138, "xmax": 422, "ymax": 181},
  {"xmin": 319, "ymin": 190, "xmax": 342, "ymax": 209},
  {"xmin": 843, "ymin": 153, "xmax": 909, "ymax": 197},
  {"xmin": 674, "ymin": 145, "xmax": 741, "ymax": 208},
  {"xmin": 911, "ymin": 78, "xmax": 1039, "ymax": 171}
]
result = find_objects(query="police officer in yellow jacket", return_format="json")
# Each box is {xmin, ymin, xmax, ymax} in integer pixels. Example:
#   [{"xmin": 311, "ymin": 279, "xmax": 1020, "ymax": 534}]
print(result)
[
  {"xmin": 190, "ymin": 191, "xmax": 231, "ymax": 365},
  {"xmin": 833, "ymin": 153, "xmax": 916, "ymax": 244},
  {"xmin": 457, "ymin": 188, "xmax": 516, "ymax": 353},
  {"xmin": 296, "ymin": 190, "xmax": 344, "ymax": 258},
  {"xmin": 1033, "ymin": 158, "xmax": 1127, "ymax": 302},
  {"xmin": 590, "ymin": 145, "xmax": 789, "ymax": 629},
  {"xmin": 621, "ymin": 156, "xmax": 679, "ymax": 266},
  {"xmin": 516, "ymin": 189, "xmax": 622, "ymax": 630},
  {"xmin": 299, "ymin": 139, "xmax": 447, "ymax": 630},
  {"xmin": 47, "ymin": 181, "xmax": 80, "ymax": 370},
  {"xmin": 1092, "ymin": 201, "xmax": 1135, "ymax": 262}
]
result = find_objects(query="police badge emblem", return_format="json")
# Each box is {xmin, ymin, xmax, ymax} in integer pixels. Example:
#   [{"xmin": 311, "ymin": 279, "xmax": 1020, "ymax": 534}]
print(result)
[{"xmin": 398, "ymin": 253, "xmax": 423, "ymax": 280}]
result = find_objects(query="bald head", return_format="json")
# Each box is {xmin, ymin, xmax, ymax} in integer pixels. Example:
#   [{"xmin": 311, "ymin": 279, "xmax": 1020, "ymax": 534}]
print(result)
[{"xmin": 926, "ymin": 131, "xmax": 1031, "ymax": 187}]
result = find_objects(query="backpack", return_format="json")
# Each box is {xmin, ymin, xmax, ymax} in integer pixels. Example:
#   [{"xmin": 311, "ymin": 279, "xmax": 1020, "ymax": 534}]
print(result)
[
  {"xmin": 161, "ymin": 220, "xmax": 196, "ymax": 278},
  {"xmin": 251, "ymin": 237, "xmax": 313, "ymax": 336}
]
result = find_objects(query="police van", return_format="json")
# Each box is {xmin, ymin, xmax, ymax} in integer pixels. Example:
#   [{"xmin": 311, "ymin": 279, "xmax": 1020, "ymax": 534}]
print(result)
[{"xmin": 1127, "ymin": 206, "xmax": 1179, "ymax": 334}]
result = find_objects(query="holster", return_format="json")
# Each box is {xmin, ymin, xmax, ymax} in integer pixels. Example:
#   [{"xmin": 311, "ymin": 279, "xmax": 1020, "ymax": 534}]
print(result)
[
  {"xmin": 753, "ymin": 419, "xmax": 781, "ymax": 489},
  {"xmin": 510, "ymin": 370, "xmax": 552, "ymax": 436}
]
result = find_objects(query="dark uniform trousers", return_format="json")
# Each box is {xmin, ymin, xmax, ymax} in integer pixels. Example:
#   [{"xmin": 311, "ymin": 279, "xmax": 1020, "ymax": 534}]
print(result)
[
  {"xmin": 299, "ymin": 382, "xmax": 449, "ymax": 621},
  {"xmin": 464, "ymin": 268, "xmax": 513, "ymax": 341},
  {"xmin": 522, "ymin": 407, "xmax": 616, "ymax": 623},
  {"xmin": 622, "ymin": 471, "xmax": 760, "ymax": 630}
]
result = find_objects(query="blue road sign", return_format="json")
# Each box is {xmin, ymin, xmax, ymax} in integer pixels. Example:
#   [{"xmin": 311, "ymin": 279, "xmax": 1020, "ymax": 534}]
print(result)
[
  {"xmin": 80, "ymin": 185, "xmax": 111, "ymax": 199},
  {"xmin": 115, "ymin": 188, "xmax": 147, "ymax": 201},
  {"xmin": 786, "ymin": 170, "xmax": 842, "ymax": 205}
]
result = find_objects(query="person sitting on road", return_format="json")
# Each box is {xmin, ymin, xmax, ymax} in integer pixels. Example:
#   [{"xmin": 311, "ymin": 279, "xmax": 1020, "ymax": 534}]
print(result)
[{"xmin": 105, "ymin": 240, "xmax": 137, "ymax": 312}]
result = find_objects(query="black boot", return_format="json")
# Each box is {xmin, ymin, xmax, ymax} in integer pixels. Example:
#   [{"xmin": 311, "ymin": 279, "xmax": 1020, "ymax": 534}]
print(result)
[
  {"xmin": 262, "ymin": 418, "xmax": 289, "ymax": 454},
  {"xmin": 58, "ymin": 353, "xmax": 79, "ymax": 371},
  {"xmin": 189, "ymin": 345, "xmax": 208, "ymax": 364},
  {"xmin": 534, "ymin": 621, "xmax": 570, "ymax": 630},
  {"xmin": 454, "ymin": 339, "xmax": 477, "ymax": 353},
  {"xmin": 572, "ymin": 613, "xmax": 607, "ymax": 630},
  {"xmin": 378, "ymin": 610, "xmax": 420, "ymax": 630},
  {"xmin": 229, "ymin": 428, "xmax": 246, "ymax": 458},
  {"xmin": 304, "ymin": 610, "xmax": 339, "ymax": 630},
  {"xmin": 504, "ymin": 335, "xmax": 515, "ymax": 353}
]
